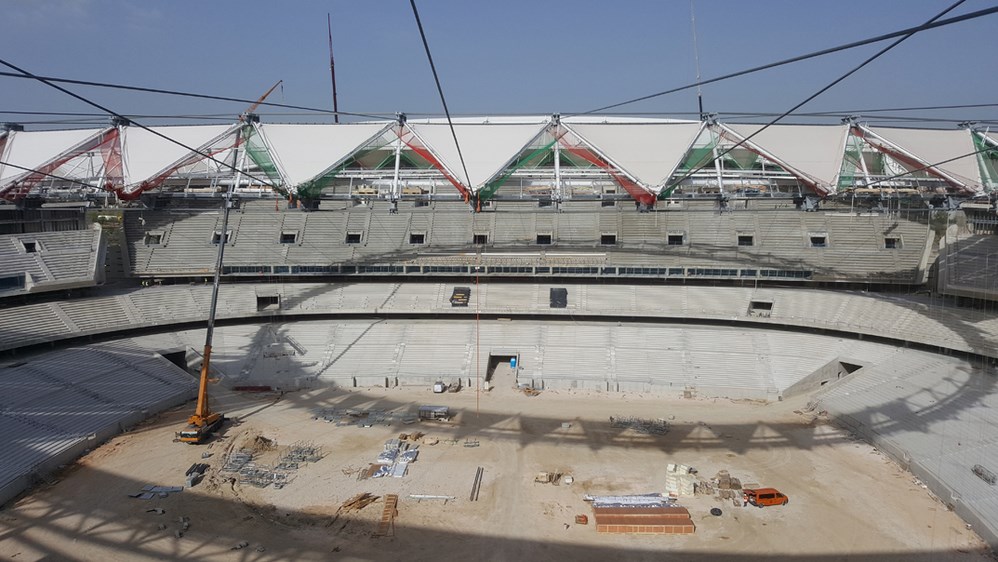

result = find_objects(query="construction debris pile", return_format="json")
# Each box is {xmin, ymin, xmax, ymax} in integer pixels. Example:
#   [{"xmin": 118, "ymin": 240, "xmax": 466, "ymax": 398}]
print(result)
[
  {"xmin": 314, "ymin": 407, "xmax": 416, "ymax": 427},
  {"xmin": 185, "ymin": 463, "xmax": 209, "ymax": 487},
  {"xmin": 221, "ymin": 442, "xmax": 325, "ymax": 489},
  {"xmin": 609, "ymin": 416, "xmax": 669, "ymax": 435},
  {"xmin": 704, "ymin": 469, "xmax": 746, "ymax": 503}
]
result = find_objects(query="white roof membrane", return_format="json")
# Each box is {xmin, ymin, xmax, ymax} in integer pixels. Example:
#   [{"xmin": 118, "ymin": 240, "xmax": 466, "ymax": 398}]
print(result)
[
  {"xmin": 122, "ymin": 125, "xmax": 234, "ymax": 185},
  {"xmin": 564, "ymin": 122, "xmax": 704, "ymax": 187},
  {"xmin": 868, "ymin": 127, "xmax": 982, "ymax": 187},
  {"xmin": 258, "ymin": 123, "xmax": 393, "ymax": 187},
  {"xmin": 0, "ymin": 128, "xmax": 104, "ymax": 183},
  {"xmin": 723, "ymin": 124, "xmax": 850, "ymax": 188},
  {"xmin": 407, "ymin": 122, "xmax": 548, "ymax": 188}
]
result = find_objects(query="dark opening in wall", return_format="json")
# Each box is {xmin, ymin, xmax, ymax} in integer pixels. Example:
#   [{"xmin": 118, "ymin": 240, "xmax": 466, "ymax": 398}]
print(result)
[
  {"xmin": 600, "ymin": 233, "xmax": 617, "ymax": 245},
  {"xmin": 749, "ymin": 300, "xmax": 773, "ymax": 317},
  {"xmin": 256, "ymin": 295, "xmax": 280, "ymax": 310},
  {"xmin": 536, "ymin": 234, "xmax": 552, "ymax": 245},
  {"xmin": 345, "ymin": 232, "xmax": 362, "ymax": 244}
]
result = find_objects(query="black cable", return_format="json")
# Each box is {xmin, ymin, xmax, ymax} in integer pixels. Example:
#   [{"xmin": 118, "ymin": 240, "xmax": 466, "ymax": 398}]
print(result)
[
  {"xmin": 409, "ymin": 0, "xmax": 472, "ymax": 188},
  {"xmin": 0, "ymin": 58, "xmax": 279, "ymax": 191},
  {"xmin": 0, "ymin": 71, "xmax": 391, "ymax": 121},
  {"xmin": 0, "ymin": 159, "xmax": 102, "ymax": 190},
  {"xmin": 578, "ymin": 4, "xmax": 998, "ymax": 116},
  {"xmin": 665, "ymin": 0, "xmax": 968, "ymax": 193}
]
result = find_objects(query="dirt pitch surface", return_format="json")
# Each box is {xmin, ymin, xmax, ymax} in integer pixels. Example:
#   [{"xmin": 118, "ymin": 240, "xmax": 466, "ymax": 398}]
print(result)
[{"xmin": 0, "ymin": 382, "xmax": 992, "ymax": 562}]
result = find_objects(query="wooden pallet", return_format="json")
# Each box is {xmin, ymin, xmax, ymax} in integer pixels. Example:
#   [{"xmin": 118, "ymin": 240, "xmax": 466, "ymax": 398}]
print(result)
[{"xmin": 375, "ymin": 494, "xmax": 398, "ymax": 536}]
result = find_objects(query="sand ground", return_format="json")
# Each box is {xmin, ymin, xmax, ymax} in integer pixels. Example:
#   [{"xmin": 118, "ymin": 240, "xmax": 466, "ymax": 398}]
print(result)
[{"xmin": 0, "ymin": 374, "xmax": 992, "ymax": 561}]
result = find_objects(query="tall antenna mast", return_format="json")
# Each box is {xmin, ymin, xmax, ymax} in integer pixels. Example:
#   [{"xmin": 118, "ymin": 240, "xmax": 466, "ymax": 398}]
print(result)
[
  {"xmin": 328, "ymin": 13, "xmax": 340, "ymax": 123},
  {"xmin": 690, "ymin": 0, "xmax": 705, "ymax": 119}
]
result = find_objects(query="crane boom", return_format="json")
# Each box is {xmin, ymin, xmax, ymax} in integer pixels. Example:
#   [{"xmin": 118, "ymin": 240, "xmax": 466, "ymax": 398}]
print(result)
[
  {"xmin": 176, "ymin": 129, "xmax": 246, "ymax": 444},
  {"xmin": 242, "ymin": 80, "xmax": 283, "ymax": 119}
]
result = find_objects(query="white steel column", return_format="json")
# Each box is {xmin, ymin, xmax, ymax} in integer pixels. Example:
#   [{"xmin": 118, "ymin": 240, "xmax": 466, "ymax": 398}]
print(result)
[
  {"xmin": 554, "ymin": 133, "xmax": 562, "ymax": 203},
  {"xmin": 392, "ymin": 127, "xmax": 404, "ymax": 202},
  {"xmin": 711, "ymin": 129, "xmax": 724, "ymax": 191}
]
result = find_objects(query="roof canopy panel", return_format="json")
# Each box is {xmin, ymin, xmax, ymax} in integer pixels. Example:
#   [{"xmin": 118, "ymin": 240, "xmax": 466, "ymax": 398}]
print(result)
[
  {"xmin": 407, "ymin": 122, "xmax": 548, "ymax": 188},
  {"xmin": 0, "ymin": 128, "xmax": 104, "ymax": 183},
  {"xmin": 723, "ymin": 123, "xmax": 849, "ymax": 187},
  {"xmin": 564, "ymin": 122, "xmax": 704, "ymax": 187},
  {"xmin": 868, "ymin": 126, "xmax": 981, "ymax": 186},
  {"xmin": 122, "ymin": 125, "xmax": 235, "ymax": 185},
  {"xmin": 258, "ymin": 123, "xmax": 392, "ymax": 186}
]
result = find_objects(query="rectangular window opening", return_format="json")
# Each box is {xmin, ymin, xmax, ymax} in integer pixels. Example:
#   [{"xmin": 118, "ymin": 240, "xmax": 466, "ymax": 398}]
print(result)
[
  {"xmin": 536, "ymin": 233, "xmax": 552, "ymax": 245},
  {"xmin": 884, "ymin": 237, "xmax": 900, "ymax": 249},
  {"xmin": 211, "ymin": 231, "xmax": 231, "ymax": 245},
  {"xmin": 21, "ymin": 241, "xmax": 37, "ymax": 253},
  {"xmin": 667, "ymin": 233, "xmax": 685, "ymax": 246},
  {"xmin": 409, "ymin": 232, "xmax": 426, "ymax": 245},
  {"xmin": 256, "ymin": 295, "xmax": 280, "ymax": 310},
  {"xmin": 600, "ymin": 233, "xmax": 617, "ymax": 245},
  {"xmin": 345, "ymin": 232, "xmax": 363, "ymax": 244},
  {"xmin": 280, "ymin": 231, "xmax": 298, "ymax": 244},
  {"xmin": 749, "ymin": 300, "xmax": 774, "ymax": 317},
  {"xmin": 737, "ymin": 235, "xmax": 754, "ymax": 247},
  {"xmin": 473, "ymin": 233, "xmax": 489, "ymax": 245},
  {"xmin": 809, "ymin": 235, "xmax": 828, "ymax": 248},
  {"xmin": 143, "ymin": 233, "xmax": 163, "ymax": 246}
]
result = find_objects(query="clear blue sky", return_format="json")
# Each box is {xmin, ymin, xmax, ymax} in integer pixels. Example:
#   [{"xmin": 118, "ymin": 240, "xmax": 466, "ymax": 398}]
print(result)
[{"xmin": 1, "ymin": 0, "xmax": 997, "ymax": 127}]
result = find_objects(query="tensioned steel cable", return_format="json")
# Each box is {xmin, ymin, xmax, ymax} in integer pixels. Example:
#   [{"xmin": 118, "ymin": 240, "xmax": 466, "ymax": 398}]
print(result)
[
  {"xmin": 664, "ymin": 0, "xmax": 970, "ymax": 192},
  {"xmin": 409, "ymin": 0, "xmax": 472, "ymax": 188},
  {"xmin": 0, "ymin": 57, "xmax": 280, "ymax": 190},
  {"xmin": 0, "ymin": 71, "xmax": 390, "ymax": 121},
  {"xmin": 575, "ymin": 4, "xmax": 998, "ymax": 116}
]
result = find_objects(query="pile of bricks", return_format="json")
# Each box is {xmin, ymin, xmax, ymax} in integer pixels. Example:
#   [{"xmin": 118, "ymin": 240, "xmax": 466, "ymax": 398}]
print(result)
[{"xmin": 593, "ymin": 506, "xmax": 694, "ymax": 535}]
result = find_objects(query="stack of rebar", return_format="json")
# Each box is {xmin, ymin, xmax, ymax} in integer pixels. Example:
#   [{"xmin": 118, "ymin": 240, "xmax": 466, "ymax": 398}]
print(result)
[{"xmin": 609, "ymin": 416, "xmax": 670, "ymax": 435}]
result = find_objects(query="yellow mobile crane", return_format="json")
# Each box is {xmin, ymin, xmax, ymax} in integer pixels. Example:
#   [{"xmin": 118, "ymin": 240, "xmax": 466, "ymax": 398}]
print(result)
[
  {"xmin": 176, "ymin": 181, "xmax": 232, "ymax": 444},
  {"xmin": 176, "ymin": 83, "xmax": 283, "ymax": 444}
]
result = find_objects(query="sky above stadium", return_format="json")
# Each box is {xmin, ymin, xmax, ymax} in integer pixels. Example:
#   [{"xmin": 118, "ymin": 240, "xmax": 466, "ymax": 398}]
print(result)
[{"xmin": 1, "ymin": 0, "xmax": 997, "ymax": 128}]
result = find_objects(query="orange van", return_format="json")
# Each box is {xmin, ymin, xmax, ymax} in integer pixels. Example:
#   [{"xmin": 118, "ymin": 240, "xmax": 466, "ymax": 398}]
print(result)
[{"xmin": 743, "ymin": 488, "xmax": 788, "ymax": 507}]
